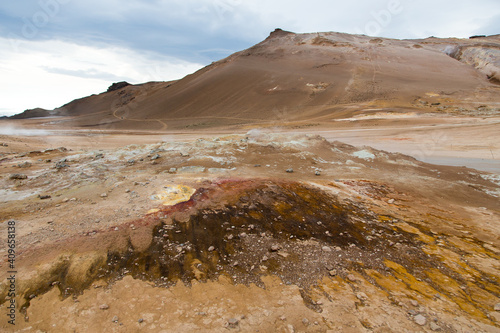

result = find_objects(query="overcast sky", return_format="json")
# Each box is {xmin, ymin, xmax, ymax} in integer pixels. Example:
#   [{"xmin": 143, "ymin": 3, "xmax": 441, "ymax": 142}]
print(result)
[{"xmin": 0, "ymin": 0, "xmax": 499, "ymax": 116}]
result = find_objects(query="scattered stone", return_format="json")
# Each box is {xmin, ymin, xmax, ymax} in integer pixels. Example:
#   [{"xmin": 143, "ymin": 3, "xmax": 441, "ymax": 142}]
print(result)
[
  {"xmin": 208, "ymin": 246, "xmax": 215, "ymax": 252},
  {"xmin": 101, "ymin": 193, "xmax": 108, "ymax": 198},
  {"xmin": 410, "ymin": 300, "xmax": 419, "ymax": 307},
  {"xmin": 70, "ymin": 198, "xmax": 77, "ymax": 202},
  {"xmin": 322, "ymin": 246, "xmax": 332, "ymax": 252},
  {"xmin": 347, "ymin": 274, "xmax": 357, "ymax": 282},
  {"xmin": 388, "ymin": 199, "xmax": 395, "ymax": 204},
  {"xmin": 240, "ymin": 232, "xmax": 247, "ymax": 238},
  {"xmin": 95, "ymin": 153, "xmax": 104, "ymax": 159},
  {"xmin": 414, "ymin": 314, "xmax": 427, "ymax": 326},
  {"xmin": 302, "ymin": 318, "xmax": 310, "ymax": 326},
  {"xmin": 227, "ymin": 318, "xmax": 239, "ymax": 328},
  {"xmin": 356, "ymin": 292, "xmax": 368, "ymax": 301},
  {"xmin": 55, "ymin": 160, "xmax": 69, "ymax": 169},
  {"xmin": 329, "ymin": 270, "xmax": 337, "ymax": 276},
  {"xmin": 112, "ymin": 316, "xmax": 119, "ymax": 323},
  {"xmin": 248, "ymin": 224, "xmax": 255, "ymax": 230},
  {"xmin": 430, "ymin": 322, "xmax": 441, "ymax": 331},
  {"xmin": 168, "ymin": 168, "xmax": 177, "ymax": 173},
  {"xmin": 9, "ymin": 174, "xmax": 27, "ymax": 180},
  {"xmin": 262, "ymin": 255, "xmax": 269, "ymax": 261},
  {"xmin": 254, "ymin": 164, "xmax": 261, "ymax": 167},
  {"xmin": 286, "ymin": 168, "xmax": 294, "ymax": 173},
  {"xmin": 180, "ymin": 152, "xmax": 190, "ymax": 157},
  {"xmin": 495, "ymin": 303, "xmax": 500, "ymax": 311},
  {"xmin": 17, "ymin": 161, "xmax": 32, "ymax": 168},
  {"xmin": 408, "ymin": 309, "xmax": 418, "ymax": 316},
  {"xmin": 125, "ymin": 189, "xmax": 131, "ymax": 193},
  {"xmin": 270, "ymin": 244, "xmax": 282, "ymax": 252},
  {"xmin": 278, "ymin": 252, "xmax": 289, "ymax": 258},
  {"xmin": 151, "ymin": 154, "xmax": 160, "ymax": 160},
  {"xmin": 138, "ymin": 318, "xmax": 144, "ymax": 323},
  {"xmin": 127, "ymin": 159, "xmax": 136, "ymax": 165},
  {"xmin": 315, "ymin": 170, "xmax": 321, "ymax": 176},
  {"xmin": 62, "ymin": 198, "xmax": 69, "ymax": 203},
  {"xmin": 0, "ymin": 143, "xmax": 8, "ymax": 147},
  {"xmin": 99, "ymin": 304, "xmax": 109, "ymax": 310},
  {"xmin": 38, "ymin": 195, "xmax": 51, "ymax": 200},
  {"xmin": 227, "ymin": 234, "xmax": 234, "ymax": 240}
]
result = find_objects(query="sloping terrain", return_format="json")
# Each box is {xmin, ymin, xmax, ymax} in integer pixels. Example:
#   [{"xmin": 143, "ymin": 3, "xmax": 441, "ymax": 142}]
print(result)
[
  {"xmin": 0, "ymin": 133, "xmax": 500, "ymax": 332},
  {"xmin": 9, "ymin": 30, "xmax": 500, "ymax": 130}
]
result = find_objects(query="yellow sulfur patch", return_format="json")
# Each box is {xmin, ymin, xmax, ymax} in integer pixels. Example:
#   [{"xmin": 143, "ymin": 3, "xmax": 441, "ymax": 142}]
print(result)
[{"xmin": 153, "ymin": 185, "xmax": 196, "ymax": 206}]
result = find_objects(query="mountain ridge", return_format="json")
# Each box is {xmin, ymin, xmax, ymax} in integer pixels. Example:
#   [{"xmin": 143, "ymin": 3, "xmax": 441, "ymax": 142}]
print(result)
[{"xmin": 9, "ymin": 30, "xmax": 500, "ymax": 130}]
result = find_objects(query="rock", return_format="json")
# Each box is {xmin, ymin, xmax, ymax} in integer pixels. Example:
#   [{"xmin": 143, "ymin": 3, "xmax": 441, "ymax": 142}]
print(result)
[
  {"xmin": 322, "ymin": 246, "xmax": 332, "ymax": 252},
  {"xmin": 254, "ymin": 164, "xmax": 261, "ymax": 167},
  {"xmin": 55, "ymin": 160, "xmax": 69, "ymax": 169},
  {"xmin": 278, "ymin": 251, "xmax": 289, "ymax": 258},
  {"xmin": 410, "ymin": 300, "xmax": 419, "ymax": 307},
  {"xmin": 315, "ymin": 170, "xmax": 321, "ymax": 176},
  {"xmin": 9, "ymin": 174, "xmax": 27, "ymax": 180},
  {"xmin": 430, "ymin": 322, "xmax": 441, "ymax": 331},
  {"xmin": 227, "ymin": 234, "xmax": 234, "ymax": 240},
  {"xmin": 356, "ymin": 292, "xmax": 368, "ymax": 301},
  {"xmin": 125, "ymin": 189, "xmax": 131, "ymax": 193},
  {"xmin": 99, "ymin": 304, "xmax": 109, "ymax": 310},
  {"xmin": 270, "ymin": 244, "xmax": 282, "ymax": 252},
  {"xmin": 495, "ymin": 303, "xmax": 500, "ymax": 311},
  {"xmin": 168, "ymin": 168, "xmax": 177, "ymax": 173},
  {"xmin": 286, "ymin": 168, "xmax": 294, "ymax": 173},
  {"xmin": 240, "ymin": 232, "xmax": 247, "ymax": 238},
  {"xmin": 208, "ymin": 246, "xmax": 215, "ymax": 252},
  {"xmin": 388, "ymin": 199, "xmax": 395, "ymax": 204},
  {"xmin": 38, "ymin": 195, "xmax": 51, "ymax": 200},
  {"xmin": 112, "ymin": 315, "xmax": 119, "ymax": 323},
  {"xmin": 138, "ymin": 318, "xmax": 144, "ymax": 323},
  {"xmin": 127, "ymin": 159, "xmax": 136, "ymax": 165},
  {"xmin": 262, "ymin": 255, "xmax": 269, "ymax": 261},
  {"xmin": 414, "ymin": 314, "xmax": 427, "ymax": 326},
  {"xmin": 95, "ymin": 153, "xmax": 104, "ymax": 159},
  {"xmin": 302, "ymin": 318, "xmax": 310, "ymax": 326},
  {"xmin": 180, "ymin": 152, "xmax": 190, "ymax": 157},
  {"xmin": 62, "ymin": 198, "xmax": 69, "ymax": 203},
  {"xmin": 107, "ymin": 81, "xmax": 130, "ymax": 92},
  {"xmin": 347, "ymin": 274, "xmax": 357, "ymax": 282},
  {"xmin": 17, "ymin": 161, "xmax": 32, "ymax": 168},
  {"xmin": 329, "ymin": 270, "xmax": 337, "ymax": 276},
  {"xmin": 227, "ymin": 318, "xmax": 239, "ymax": 328},
  {"xmin": 101, "ymin": 193, "xmax": 108, "ymax": 198},
  {"xmin": 151, "ymin": 154, "xmax": 160, "ymax": 160}
]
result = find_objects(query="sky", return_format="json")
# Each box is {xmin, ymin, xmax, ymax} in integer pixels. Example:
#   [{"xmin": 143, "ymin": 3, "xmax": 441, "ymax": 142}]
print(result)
[{"xmin": 0, "ymin": 0, "xmax": 499, "ymax": 116}]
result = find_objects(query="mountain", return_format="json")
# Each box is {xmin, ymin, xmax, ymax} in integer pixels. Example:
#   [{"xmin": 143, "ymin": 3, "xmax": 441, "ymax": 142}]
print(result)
[{"xmin": 10, "ymin": 30, "xmax": 500, "ymax": 130}]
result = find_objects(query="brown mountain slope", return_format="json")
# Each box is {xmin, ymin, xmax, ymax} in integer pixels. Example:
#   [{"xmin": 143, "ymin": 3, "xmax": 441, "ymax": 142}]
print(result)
[{"xmin": 12, "ymin": 30, "xmax": 500, "ymax": 130}]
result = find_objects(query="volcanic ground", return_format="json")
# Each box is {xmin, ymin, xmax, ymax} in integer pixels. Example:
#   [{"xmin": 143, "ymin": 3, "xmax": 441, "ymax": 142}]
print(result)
[{"xmin": 0, "ymin": 132, "xmax": 499, "ymax": 332}]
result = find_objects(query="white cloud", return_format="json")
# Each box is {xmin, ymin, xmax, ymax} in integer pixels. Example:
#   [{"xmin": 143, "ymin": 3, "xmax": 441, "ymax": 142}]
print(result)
[{"xmin": 0, "ymin": 37, "xmax": 203, "ymax": 116}]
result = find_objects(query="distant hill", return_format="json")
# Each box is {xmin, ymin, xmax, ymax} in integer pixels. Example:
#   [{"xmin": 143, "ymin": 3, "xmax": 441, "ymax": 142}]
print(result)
[{"xmin": 10, "ymin": 30, "xmax": 500, "ymax": 130}]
